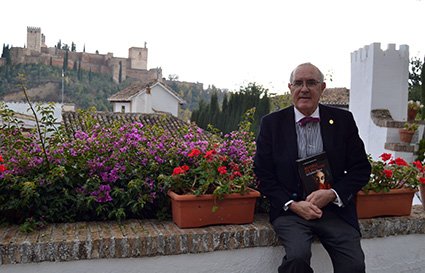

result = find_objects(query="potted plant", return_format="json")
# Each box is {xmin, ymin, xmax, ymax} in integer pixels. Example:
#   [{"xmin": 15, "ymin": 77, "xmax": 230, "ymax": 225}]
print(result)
[
  {"xmin": 398, "ymin": 122, "xmax": 419, "ymax": 144},
  {"xmin": 414, "ymin": 163, "xmax": 425, "ymax": 211},
  {"xmin": 407, "ymin": 100, "xmax": 423, "ymax": 120},
  {"xmin": 355, "ymin": 153, "xmax": 421, "ymax": 218},
  {"xmin": 159, "ymin": 124, "xmax": 260, "ymax": 228}
]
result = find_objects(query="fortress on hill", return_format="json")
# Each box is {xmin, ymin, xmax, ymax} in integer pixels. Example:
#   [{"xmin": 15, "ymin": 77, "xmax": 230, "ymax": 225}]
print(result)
[{"xmin": 3, "ymin": 27, "xmax": 162, "ymax": 84}]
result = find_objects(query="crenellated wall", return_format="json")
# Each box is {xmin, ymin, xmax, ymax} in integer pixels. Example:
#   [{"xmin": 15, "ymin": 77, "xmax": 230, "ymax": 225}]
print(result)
[
  {"xmin": 1, "ymin": 27, "xmax": 161, "ymax": 84},
  {"xmin": 350, "ymin": 43, "xmax": 415, "ymax": 161}
]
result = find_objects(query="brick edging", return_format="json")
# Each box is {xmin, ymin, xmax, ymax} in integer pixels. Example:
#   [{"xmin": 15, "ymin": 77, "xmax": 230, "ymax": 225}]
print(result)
[{"xmin": 1, "ymin": 206, "xmax": 425, "ymax": 265}]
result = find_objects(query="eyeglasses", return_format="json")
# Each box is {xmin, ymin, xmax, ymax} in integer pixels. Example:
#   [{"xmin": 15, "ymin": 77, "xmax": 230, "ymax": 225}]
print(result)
[{"xmin": 290, "ymin": 80, "xmax": 322, "ymax": 89}]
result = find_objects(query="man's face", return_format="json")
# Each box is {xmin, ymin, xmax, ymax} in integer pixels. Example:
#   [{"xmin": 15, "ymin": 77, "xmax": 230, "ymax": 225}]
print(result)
[{"xmin": 288, "ymin": 65, "xmax": 326, "ymax": 116}]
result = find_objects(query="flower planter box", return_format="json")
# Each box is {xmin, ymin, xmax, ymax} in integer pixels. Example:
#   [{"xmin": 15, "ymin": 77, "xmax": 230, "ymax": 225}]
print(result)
[
  {"xmin": 398, "ymin": 129, "xmax": 415, "ymax": 144},
  {"xmin": 355, "ymin": 189, "xmax": 416, "ymax": 219},
  {"xmin": 168, "ymin": 188, "xmax": 261, "ymax": 228}
]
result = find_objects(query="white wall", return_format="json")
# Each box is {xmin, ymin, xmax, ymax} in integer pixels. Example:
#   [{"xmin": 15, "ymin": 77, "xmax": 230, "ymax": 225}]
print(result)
[
  {"xmin": 3, "ymin": 101, "xmax": 65, "ymax": 123},
  {"xmin": 2, "ymin": 234, "xmax": 424, "ymax": 273},
  {"xmin": 350, "ymin": 43, "xmax": 411, "ymax": 160},
  {"xmin": 150, "ymin": 85, "xmax": 179, "ymax": 117},
  {"xmin": 113, "ymin": 102, "xmax": 131, "ymax": 113}
]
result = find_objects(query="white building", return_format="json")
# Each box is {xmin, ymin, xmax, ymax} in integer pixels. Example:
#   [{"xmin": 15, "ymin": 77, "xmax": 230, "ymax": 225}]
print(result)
[{"xmin": 107, "ymin": 80, "xmax": 185, "ymax": 118}]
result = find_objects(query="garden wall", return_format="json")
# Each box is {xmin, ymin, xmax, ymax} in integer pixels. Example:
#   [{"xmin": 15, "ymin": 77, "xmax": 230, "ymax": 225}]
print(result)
[{"xmin": 1, "ymin": 206, "xmax": 425, "ymax": 273}]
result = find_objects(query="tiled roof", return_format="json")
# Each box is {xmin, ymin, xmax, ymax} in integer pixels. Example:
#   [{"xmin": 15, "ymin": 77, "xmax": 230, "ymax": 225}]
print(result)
[
  {"xmin": 107, "ymin": 81, "xmax": 149, "ymax": 101},
  {"xmin": 320, "ymin": 87, "xmax": 349, "ymax": 106},
  {"xmin": 107, "ymin": 80, "xmax": 185, "ymax": 104},
  {"xmin": 62, "ymin": 111, "xmax": 209, "ymax": 140}
]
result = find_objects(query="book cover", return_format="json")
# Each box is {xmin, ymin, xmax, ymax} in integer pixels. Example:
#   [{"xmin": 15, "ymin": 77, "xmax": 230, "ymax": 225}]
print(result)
[{"xmin": 296, "ymin": 152, "xmax": 333, "ymax": 196}]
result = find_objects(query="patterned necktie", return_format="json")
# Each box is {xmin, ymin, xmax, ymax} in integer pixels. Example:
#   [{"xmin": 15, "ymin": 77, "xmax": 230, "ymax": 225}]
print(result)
[{"xmin": 298, "ymin": 116, "xmax": 320, "ymax": 126}]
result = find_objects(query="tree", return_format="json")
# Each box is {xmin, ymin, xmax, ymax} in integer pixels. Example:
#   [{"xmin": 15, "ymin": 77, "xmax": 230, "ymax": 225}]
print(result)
[
  {"xmin": 1, "ymin": 44, "xmax": 11, "ymax": 65},
  {"xmin": 409, "ymin": 56, "xmax": 424, "ymax": 119},
  {"xmin": 191, "ymin": 82, "xmax": 270, "ymax": 135},
  {"xmin": 63, "ymin": 49, "xmax": 69, "ymax": 71},
  {"xmin": 119, "ymin": 61, "xmax": 122, "ymax": 83},
  {"xmin": 421, "ymin": 57, "xmax": 425, "ymax": 120},
  {"xmin": 168, "ymin": 74, "xmax": 179, "ymax": 81},
  {"xmin": 71, "ymin": 42, "xmax": 76, "ymax": 52}
]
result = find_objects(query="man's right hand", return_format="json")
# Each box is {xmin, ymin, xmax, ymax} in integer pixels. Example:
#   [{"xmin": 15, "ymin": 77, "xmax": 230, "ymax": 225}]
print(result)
[{"xmin": 289, "ymin": 201, "xmax": 323, "ymax": 220}]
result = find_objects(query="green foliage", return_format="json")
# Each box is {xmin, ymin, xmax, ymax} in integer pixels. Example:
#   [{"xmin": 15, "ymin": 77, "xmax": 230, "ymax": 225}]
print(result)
[
  {"xmin": 0, "ymin": 103, "xmax": 260, "ymax": 231},
  {"xmin": 269, "ymin": 92, "xmax": 293, "ymax": 112},
  {"xmin": 408, "ymin": 56, "xmax": 424, "ymax": 119},
  {"xmin": 0, "ymin": 63, "xmax": 132, "ymax": 111},
  {"xmin": 191, "ymin": 82, "xmax": 270, "ymax": 136},
  {"xmin": 165, "ymin": 81, "xmax": 228, "ymax": 120},
  {"xmin": 363, "ymin": 154, "xmax": 421, "ymax": 194},
  {"xmin": 416, "ymin": 139, "xmax": 425, "ymax": 162}
]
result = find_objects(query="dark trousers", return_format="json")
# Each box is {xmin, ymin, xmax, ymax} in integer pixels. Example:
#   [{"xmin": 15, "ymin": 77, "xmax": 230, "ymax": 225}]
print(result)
[{"xmin": 272, "ymin": 208, "xmax": 365, "ymax": 273}]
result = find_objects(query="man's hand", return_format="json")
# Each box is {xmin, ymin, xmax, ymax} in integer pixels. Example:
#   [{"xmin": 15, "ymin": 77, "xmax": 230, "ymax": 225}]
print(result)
[
  {"xmin": 289, "ymin": 201, "xmax": 322, "ymax": 220},
  {"xmin": 306, "ymin": 189, "xmax": 336, "ymax": 208}
]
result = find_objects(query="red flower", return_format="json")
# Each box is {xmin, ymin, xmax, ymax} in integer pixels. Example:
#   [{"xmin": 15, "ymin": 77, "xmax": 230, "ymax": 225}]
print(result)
[
  {"xmin": 382, "ymin": 169, "xmax": 393, "ymax": 178},
  {"xmin": 188, "ymin": 149, "xmax": 201, "ymax": 157},
  {"xmin": 173, "ymin": 166, "xmax": 185, "ymax": 178},
  {"xmin": 182, "ymin": 165, "xmax": 190, "ymax": 171},
  {"xmin": 379, "ymin": 153, "xmax": 392, "ymax": 162},
  {"xmin": 413, "ymin": 161, "xmax": 423, "ymax": 170},
  {"xmin": 394, "ymin": 158, "xmax": 408, "ymax": 166},
  {"xmin": 0, "ymin": 165, "xmax": 6, "ymax": 172},
  {"xmin": 0, "ymin": 155, "xmax": 4, "ymax": 162},
  {"xmin": 413, "ymin": 160, "xmax": 422, "ymax": 169},
  {"xmin": 419, "ymin": 177, "xmax": 425, "ymax": 185},
  {"xmin": 218, "ymin": 166, "xmax": 227, "ymax": 174},
  {"xmin": 203, "ymin": 150, "xmax": 216, "ymax": 161}
]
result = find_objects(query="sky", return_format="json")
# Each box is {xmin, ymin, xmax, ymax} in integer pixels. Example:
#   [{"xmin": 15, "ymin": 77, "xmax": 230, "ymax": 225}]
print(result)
[{"xmin": 1, "ymin": 0, "xmax": 424, "ymax": 94}]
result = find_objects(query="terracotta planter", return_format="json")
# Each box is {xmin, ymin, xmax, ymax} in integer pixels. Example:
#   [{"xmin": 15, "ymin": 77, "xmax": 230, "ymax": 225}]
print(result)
[
  {"xmin": 398, "ymin": 129, "xmax": 415, "ymax": 144},
  {"xmin": 168, "ymin": 188, "xmax": 261, "ymax": 228},
  {"xmin": 408, "ymin": 108, "xmax": 418, "ymax": 120},
  {"xmin": 420, "ymin": 184, "xmax": 425, "ymax": 210},
  {"xmin": 355, "ymin": 188, "xmax": 416, "ymax": 219}
]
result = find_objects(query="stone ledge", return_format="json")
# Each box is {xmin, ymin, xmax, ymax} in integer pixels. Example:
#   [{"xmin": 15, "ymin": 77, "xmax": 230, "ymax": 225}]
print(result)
[
  {"xmin": 1, "ymin": 206, "xmax": 424, "ymax": 265},
  {"xmin": 384, "ymin": 142, "xmax": 416, "ymax": 153}
]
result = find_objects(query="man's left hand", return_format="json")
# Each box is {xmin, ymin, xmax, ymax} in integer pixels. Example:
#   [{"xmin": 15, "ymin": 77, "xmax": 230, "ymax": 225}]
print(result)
[{"xmin": 306, "ymin": 190, "xmax": 336, "ymax": 208}]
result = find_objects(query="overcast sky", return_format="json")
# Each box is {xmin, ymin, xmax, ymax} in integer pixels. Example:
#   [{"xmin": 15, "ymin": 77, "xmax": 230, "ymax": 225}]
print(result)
[{"xmin": 1, "ymin": 0, "xmax": 424, "ymax": 94}]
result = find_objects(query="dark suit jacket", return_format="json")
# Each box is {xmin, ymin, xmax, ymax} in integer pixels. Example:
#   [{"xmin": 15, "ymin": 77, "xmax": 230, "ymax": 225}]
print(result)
[{"xmin": 254, "ymin": 104, "xmax": 371, "ymax": 231}]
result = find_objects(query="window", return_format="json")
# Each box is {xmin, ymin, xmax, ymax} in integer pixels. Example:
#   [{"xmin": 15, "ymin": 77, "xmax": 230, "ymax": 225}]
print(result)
[{"xmin": 121, "ymin": 106, "xmax": 125, "ymax": 113}]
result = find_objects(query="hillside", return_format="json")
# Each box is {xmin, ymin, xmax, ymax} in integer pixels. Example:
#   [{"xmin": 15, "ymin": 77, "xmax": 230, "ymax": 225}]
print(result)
[{"xmin": 0, "ymin": 63, "xmax": 228, "ymax": 118}]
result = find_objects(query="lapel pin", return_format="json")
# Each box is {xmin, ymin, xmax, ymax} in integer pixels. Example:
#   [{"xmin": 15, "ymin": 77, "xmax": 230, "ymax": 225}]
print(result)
[{"xmin": 329, "ymin": 119, "xmax": 334, "ymax": 125}]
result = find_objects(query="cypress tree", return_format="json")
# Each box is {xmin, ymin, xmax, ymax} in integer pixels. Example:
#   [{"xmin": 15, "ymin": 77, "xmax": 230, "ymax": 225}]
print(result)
[
  {"xmin": 63, "ymin": 49, "xmax": 69, "ymax": 71},
  {"xmin": 119, "ymin": 61, "xmax": 122, "ymax": 83},
  {"xmin": 421, "ymin": 58, "xmax": 425, "ymax": 120}
]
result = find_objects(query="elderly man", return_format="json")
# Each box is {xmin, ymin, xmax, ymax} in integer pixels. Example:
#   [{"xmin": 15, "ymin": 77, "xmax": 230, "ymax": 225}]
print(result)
[{"xmin": 254, "ymin": 63, "xmax": 371, "ymax": 273}]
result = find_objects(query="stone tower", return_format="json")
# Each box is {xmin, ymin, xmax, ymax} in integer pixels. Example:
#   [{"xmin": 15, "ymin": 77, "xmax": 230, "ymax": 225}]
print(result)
[
  {"xmin": 27, "ymin": 27, "xmax": 42, "ymax": 53},
  {"xmin": 350, "ymin": 43, "xmax": 417, "ymax": 162},
  {"xmin": 129, "ymin": 47, "xmax": 148, "ymax": 70}
]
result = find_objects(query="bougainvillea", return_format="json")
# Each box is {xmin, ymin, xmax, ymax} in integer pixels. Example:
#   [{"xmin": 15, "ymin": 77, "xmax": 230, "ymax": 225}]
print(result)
[{"xmin": 0, "ymin": 104, "xmax": 257, "ymax": 231}]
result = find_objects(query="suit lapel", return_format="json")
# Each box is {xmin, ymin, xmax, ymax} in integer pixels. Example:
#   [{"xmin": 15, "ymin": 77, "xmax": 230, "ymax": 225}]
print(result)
[
  {"xmin": 280, "ymin": 106, "xmax": 299, "ymax": 161},
  {"xmin": 319, "ymin": 105, "xmax": 335, "ymax": 153}
]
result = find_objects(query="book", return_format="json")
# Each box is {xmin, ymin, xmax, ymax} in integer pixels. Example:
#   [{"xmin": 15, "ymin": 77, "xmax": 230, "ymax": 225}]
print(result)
[{"xmin": 296, "ymin": 152, "xmax": 334, "ymax": 196}]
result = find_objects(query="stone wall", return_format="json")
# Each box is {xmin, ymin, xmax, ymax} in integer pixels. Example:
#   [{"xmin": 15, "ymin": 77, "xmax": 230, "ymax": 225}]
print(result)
[{"xmin": 1, "ymin": 206, "xmax": 424, "ymax": 273}]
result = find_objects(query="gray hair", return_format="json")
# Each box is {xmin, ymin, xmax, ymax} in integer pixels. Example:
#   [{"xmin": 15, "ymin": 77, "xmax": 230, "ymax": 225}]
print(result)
[{"xmin": 289, "ymin": 63, "xmax": 324, "ymax": 84}]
